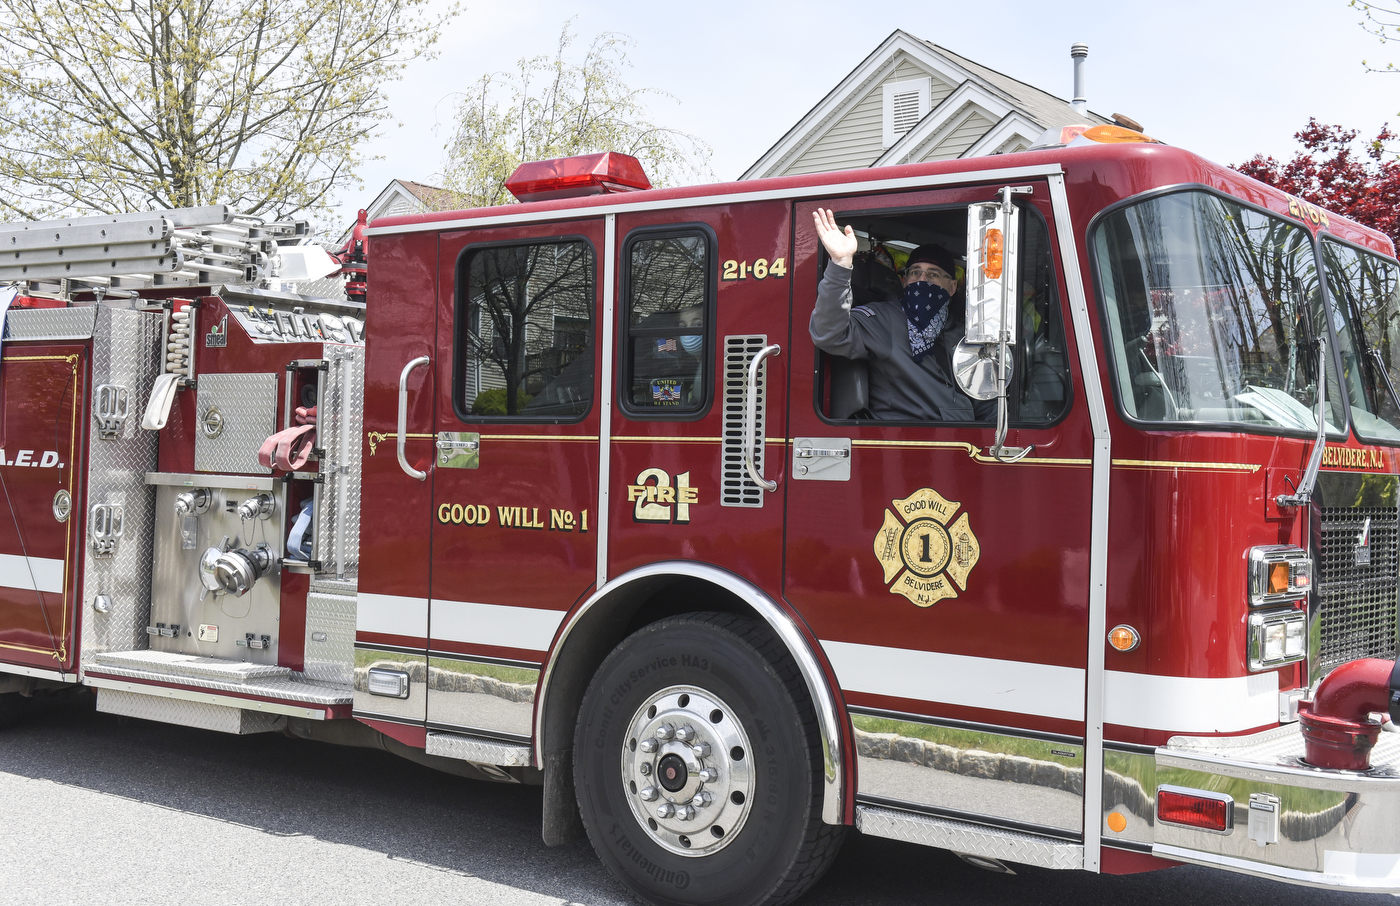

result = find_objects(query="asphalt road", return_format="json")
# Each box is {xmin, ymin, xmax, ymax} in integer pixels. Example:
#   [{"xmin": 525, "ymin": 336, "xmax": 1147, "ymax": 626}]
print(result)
[{"xmin": 0, "ymin": 692, "xmax": 1393, "ymax": 906}]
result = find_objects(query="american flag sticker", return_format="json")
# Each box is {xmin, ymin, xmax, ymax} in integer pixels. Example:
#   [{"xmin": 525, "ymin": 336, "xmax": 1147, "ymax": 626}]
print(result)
[
  {"xmin": 655, "ymin": 337, "xmax": 677, "ymax": 353},
  {"xmin": 652, "ymin": 380, "xmax": 681, "ymax": 402}
]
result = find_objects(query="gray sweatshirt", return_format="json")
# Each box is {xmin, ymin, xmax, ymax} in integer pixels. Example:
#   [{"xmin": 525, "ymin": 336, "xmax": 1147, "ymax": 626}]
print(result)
[{"xmin": 809, "ymin": 260, "xmax": 976, "ymax": 421}]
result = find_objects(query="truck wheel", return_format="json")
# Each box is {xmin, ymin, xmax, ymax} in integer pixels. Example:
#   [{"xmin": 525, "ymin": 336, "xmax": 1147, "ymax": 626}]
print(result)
[
  {"xmin": 573, "ymin": 612, "xmax": 844, "ymax": 906},
  {"xmin": 0, "ymin": 692, "xmax": 28, "ymax": 729}
]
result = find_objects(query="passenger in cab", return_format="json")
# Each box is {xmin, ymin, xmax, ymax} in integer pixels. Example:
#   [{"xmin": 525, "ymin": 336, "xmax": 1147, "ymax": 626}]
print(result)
[{"xmin": 809, "ymin": 208, "xmax": 987, "ymax": 421}]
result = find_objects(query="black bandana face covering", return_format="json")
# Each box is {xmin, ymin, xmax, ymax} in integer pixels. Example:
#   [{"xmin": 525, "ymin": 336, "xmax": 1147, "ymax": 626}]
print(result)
[{"xmin": 901, "ymin": 282, "xmax": 951, "ymax": 362}]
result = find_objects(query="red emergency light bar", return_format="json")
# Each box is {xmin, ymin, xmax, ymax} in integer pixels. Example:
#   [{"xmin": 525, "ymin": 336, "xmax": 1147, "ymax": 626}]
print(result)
[{"xmin": 505, "ymin": 152, "xmax": 652, "ymax": 203}]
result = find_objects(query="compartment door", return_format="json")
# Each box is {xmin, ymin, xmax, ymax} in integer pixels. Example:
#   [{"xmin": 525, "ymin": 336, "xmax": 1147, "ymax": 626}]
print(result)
[{"xmin": 0, "ymin": 345, "xmax": 86, "ymax": 672}]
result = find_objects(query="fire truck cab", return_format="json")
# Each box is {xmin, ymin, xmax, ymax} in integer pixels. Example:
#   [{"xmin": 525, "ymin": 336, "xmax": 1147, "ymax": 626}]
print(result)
[{"xmin": 4, "ymin": 131, "xmax": 1400, "ymax": 905}]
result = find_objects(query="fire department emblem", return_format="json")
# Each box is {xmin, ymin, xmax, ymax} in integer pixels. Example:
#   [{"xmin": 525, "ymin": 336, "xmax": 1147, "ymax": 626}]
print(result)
[{"xmin": 873, "ymin": 487, "xmax": 980, "ymax": 607}]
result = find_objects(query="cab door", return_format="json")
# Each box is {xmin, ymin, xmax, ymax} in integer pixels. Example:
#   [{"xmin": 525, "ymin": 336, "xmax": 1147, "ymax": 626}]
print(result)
[
  {"xmin": 426, "ymin": 219, "xmax": 605, "ymax": 739},
  {"xmin": 784, "ymin": 183, "xmax": 1095, "ymax": 833}
]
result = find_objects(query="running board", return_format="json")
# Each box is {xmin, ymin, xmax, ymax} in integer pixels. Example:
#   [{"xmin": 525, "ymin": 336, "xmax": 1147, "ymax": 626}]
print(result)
[
  {"xmin": 425, "ymin": 730, "xmax": 532, "ymax": 767},
  {"xmin": 855, "ymin": 804, "xmax": 1083, "ymax": 871}
]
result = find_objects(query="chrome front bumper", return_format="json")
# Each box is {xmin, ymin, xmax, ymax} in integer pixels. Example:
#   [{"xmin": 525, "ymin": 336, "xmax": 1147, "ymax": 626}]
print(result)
[{"xmin": 1149, "ymin": 723, "xmax": 1400, "ymax": 891}]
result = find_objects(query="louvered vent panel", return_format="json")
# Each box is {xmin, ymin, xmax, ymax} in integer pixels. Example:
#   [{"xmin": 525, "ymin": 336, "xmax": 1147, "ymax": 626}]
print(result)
[
  {"xmin": 722, "ymin": 335, "xmax": 768, "ymax": 507},
  {"xmin": 892, "ymin": 91, "xmax": 921, "ymax": 136}
]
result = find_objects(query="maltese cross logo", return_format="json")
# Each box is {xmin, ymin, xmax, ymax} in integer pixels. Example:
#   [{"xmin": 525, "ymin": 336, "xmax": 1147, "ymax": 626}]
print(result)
[{"xmin": 872, "ymin": 487, "xmax": 980, "ymax": 608}]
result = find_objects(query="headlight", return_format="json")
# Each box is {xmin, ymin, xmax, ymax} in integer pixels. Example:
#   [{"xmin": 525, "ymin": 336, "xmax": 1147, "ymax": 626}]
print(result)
[{"xmin": 1248, "ymin": 609, "xmax": 1308, "ymax": 671}]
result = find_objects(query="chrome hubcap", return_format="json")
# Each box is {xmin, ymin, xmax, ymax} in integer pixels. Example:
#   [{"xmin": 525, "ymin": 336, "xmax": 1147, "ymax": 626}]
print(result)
[{"xmin": 621, "ymin": 684, "xmax": 754, "ymax": 856}]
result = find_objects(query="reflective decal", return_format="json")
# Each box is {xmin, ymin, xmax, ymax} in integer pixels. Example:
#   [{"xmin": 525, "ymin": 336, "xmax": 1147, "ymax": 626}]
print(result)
[
  {"xmin": 873, "ymin": 487, "xmax": 980, "ymax": 608},
  {"xmin": 626, "ymin": 468, "xmax": 699, "ymax": 524}
]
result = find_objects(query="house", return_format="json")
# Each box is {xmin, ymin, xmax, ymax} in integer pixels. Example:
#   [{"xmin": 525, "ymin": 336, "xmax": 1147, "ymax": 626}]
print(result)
[
  {"xmin": 338, "ymin": 179, "xmax": 454, "ymax": 244},
  {"xmin": 742, "ymin": 30, "xmax": 1126, "ymax": 179}
]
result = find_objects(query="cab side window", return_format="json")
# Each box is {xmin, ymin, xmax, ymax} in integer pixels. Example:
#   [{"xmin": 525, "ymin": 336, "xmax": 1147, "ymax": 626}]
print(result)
[
  {"xmin": 816, "ymin": 205, "xmax": 1069, "ymax": 425},
  {"xmin": 622, "ymin": 230, "xmax": 713, "ymax": 417},
  {"xmin": 455, "ymin": 239, "xmax": 595, "ymax": 421}
]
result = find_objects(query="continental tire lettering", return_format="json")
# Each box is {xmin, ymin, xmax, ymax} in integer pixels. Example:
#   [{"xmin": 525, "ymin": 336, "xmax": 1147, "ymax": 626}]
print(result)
[{"xmin": 608, "ymin": 823, "xmax": 691, "ymax": 889}]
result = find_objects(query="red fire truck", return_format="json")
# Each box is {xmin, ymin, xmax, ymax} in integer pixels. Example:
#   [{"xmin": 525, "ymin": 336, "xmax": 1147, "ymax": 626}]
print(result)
[{"xmin": 2, "ymin": 125, "xmax": 1400, "ymax": 905}]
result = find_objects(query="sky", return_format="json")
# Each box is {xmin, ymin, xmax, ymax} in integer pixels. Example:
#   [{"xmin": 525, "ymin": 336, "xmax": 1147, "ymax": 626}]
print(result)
[{"xmin": 331, "ymin": 0, "xmax": 1398, "ymax": 232}]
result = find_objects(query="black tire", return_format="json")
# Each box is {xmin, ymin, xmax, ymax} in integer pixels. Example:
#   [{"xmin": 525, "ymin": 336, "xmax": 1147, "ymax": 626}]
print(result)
[
  {"xmin": 574, "ymin": 612, "xmax": 844, "ymax": 906},
  {"xmin": 0, "ymin": 691, "xmax": 29, "ymax": 729}
]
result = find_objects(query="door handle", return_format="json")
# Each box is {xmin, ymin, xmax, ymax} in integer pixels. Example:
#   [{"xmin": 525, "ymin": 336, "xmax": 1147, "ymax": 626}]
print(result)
[
  {"xmin": 743, "ymin": 344, "xmax": 781, "ymax": 492},
  {"xmin": 397, "ymin": 355, "xmax": 430, "ymax": 481}
]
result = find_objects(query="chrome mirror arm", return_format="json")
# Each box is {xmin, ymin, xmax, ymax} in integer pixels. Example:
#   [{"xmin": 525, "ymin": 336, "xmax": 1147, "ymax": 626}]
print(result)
[{"xmin": 1278, "ymin": 338, "xmax": 1327, "ymax": 509}]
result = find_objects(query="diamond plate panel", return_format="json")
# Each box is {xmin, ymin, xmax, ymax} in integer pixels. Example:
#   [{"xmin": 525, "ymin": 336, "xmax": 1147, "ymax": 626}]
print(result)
[
  {"xmin": 81, "ymin": 307, "xmax": 163, "ymax": 665},
  {"xmin": 96, "ymin": 687, "xmax": 287, "ymax": 734},
  {"xmin": 94, "ymin": 649, "xmax": 291, "ymax": 681},
  {"xmin": 304, "ymin": 585, "xmax": 356, "ymax": 685},
  {"xmin": 1164, "ymin": 722, "xmax": 1400, "ymax": 770},
  {"xmin": 4, "ymin": 306, "xmax": 98, "ymax": 341},
  {"xmin": 313, "ymin": 346, "xmax": 364, "ymax": 578},
  {"xmin": 425, "ymin": 730, "xmax": 533, "ymax": 766},
  {"xmin": 855, "ymin": 805, "xmax": 1083, "ymax": 870},
  {"xmin": 88, "ymin": 662, "xmax": 350, "ymax": 705},
  {"xmin": 194, "ymin": 372, "xmax": 277, "ymax": 474}
]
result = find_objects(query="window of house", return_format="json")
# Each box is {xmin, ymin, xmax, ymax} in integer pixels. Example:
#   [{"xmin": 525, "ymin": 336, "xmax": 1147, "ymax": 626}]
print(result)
[
  {"xmin": 455, "ymin": 239, "xmax": 595, "ymax": 421},
  {"xmin": 622, "ymin": 229, "xmax": 714, "ymax": 417}
]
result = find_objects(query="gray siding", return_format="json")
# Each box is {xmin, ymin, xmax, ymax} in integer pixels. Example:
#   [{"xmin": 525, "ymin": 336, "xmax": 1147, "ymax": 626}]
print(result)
[
  {"xmin": 921, "ymin": 110, "xmax": 995, "ymax": 162},
  {"xmin": 785, "ymin": 53, "xmax": 954, "ymax": 176}
]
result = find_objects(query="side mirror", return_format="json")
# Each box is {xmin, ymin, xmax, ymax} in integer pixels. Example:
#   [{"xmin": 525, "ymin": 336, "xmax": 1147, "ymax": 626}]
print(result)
[{"xmin": 964, "ymin": 198, "xmax": 1022, "ymax": 346}]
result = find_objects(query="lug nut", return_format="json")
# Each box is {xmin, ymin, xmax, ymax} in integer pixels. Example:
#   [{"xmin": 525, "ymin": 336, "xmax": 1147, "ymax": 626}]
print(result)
[
  {"xmin": 693, "ymin": 791, "xmax": 713, "ymax": 808},
  {"xmin": 639, "ymin": 762, "xmax": 652, "ymax": 776},
  {"xmin": 675, "ymin": 805, "xmax": 695, "ymax": 821},
  {"xmin": 656, "ymin": 802, "xmax": 676, "ymax": 818},
  {"xmin": 640, "ymin": 786, "xmax": 658, "ymax": 801},
  {"xmin": 699, "ymin": 768, "xmax": 719, "ymax": 783},
  {"xmin": 691, "ymin": 742, "xmax": 711, "ymax": 757},
  {"xmin": 675, "ymin": 725, "xmax": 696, "ymax": 742},
  {"xmin": 640, "ymin": 738, "xmax": 659, "ymax": 754},
  {"xmin": 655, "ymin": 723, "xmax": 675, "ymax": 740}
]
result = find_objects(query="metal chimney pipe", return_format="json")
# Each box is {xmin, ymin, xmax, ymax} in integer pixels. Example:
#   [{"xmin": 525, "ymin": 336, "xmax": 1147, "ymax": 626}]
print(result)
[{"xmin": 1070, "ymin": 43, "xmax": 1088, "ymax": 116}]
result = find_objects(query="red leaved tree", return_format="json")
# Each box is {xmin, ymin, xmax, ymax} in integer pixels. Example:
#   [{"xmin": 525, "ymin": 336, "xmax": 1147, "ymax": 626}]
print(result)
[{"xmin": 1235, "ymin": 119, "xmax": 1400, "ymax": 250}]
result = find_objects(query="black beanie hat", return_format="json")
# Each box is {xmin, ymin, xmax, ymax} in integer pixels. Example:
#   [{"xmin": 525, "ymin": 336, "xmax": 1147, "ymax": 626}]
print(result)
[{"xmin": 905, "ymin": 244, "xmax": 957, "ymax": 280}]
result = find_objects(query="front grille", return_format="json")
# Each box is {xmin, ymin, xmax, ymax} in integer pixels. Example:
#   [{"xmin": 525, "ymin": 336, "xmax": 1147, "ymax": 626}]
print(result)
[{"xmin": 1317, "ymin": 504, "xmax": 1400, "ymax": 673}]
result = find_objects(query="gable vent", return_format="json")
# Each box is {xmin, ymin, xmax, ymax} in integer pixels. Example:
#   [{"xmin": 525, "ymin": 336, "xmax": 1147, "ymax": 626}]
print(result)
[
  {"xmin": 892, "ymin": 91, "xmax": 922, "ymax": 136},
  {"xmin": 882, "ymin": 77, "xmax": 932, "ymax": 148}
]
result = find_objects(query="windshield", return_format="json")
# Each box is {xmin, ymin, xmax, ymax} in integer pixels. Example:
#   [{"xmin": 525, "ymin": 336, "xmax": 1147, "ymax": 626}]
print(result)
[
  {"xmin": 1095, "ymin": 190, "xmax": 1344, "ymax": 433},
  {"xmin": 1321, "ymin": 238, "xmax": 1400, "ymax": 442}
]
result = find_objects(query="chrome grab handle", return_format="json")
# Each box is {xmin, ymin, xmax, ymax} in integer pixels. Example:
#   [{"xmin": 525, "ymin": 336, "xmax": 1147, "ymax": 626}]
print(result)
[
  {"xmin": 397, "ymin": 355, "xmax": 430, "ymax": 481},
  {"xmin": 743, "ymin": 344, "xmax": 781, "ymax": 493},
  {"xmin": 435, "ymin": 438, "xmax": 479, "ymax": 452}
]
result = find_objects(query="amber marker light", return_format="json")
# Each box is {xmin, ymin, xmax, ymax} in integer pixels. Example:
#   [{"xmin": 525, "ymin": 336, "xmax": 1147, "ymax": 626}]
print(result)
[
  {"xmin": 982, "ymin": 228, "xmax": 1004, "ymax": 280},
  {"xmin": 1268, "ymin": 561, "xmax": 1290, "ymax": 595},
  {"xmin": 1080, "ymin": 124, "xmax": 1161, "ymax": 144},
  {"xmin": 1106, "ymin": 812, "xmax": 1128, "ymax": 833},
  {"xmin": 1108, "ymin": 624, "xmax": 1140, "ymax": 652}
]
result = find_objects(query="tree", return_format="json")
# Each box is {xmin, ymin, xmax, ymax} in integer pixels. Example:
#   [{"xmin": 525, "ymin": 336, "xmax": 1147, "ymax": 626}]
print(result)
[
  {"xmin": 0, "ymin": 0, "xmax": 452, "ymax": 220},
  {"xmin": 440, "ymin": 24, "xmax": 712, "ymax": 209},
  {"xmin": 1355, "ymin": 0, "xmax": 1400, "ymax": 72},
  {"xmin": 1235, "ymin": 120, "xmax": 1400, "ymax": 250}
]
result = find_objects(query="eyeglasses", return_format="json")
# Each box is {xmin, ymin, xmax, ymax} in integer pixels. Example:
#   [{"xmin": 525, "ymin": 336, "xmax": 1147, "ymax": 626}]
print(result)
[{"xmin": 904, "ymin": 265, "xmax": 952, "ymax": 281}]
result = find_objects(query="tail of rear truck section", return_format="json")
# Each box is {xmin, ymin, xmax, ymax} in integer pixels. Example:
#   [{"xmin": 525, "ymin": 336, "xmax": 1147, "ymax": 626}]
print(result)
[{"xmin": 3, "ymin": 138, "xmax": 1400, "ymax": 906}]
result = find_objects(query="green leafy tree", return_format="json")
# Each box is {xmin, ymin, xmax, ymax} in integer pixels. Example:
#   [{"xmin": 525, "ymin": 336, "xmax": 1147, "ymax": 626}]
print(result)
[
  {"xmin": 0, "ymin": 0, "xmax": 453, "ymax": 220},
  {"xmin": 440, "ymin": 23, "xmax": 712, "ymax": 209}
]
